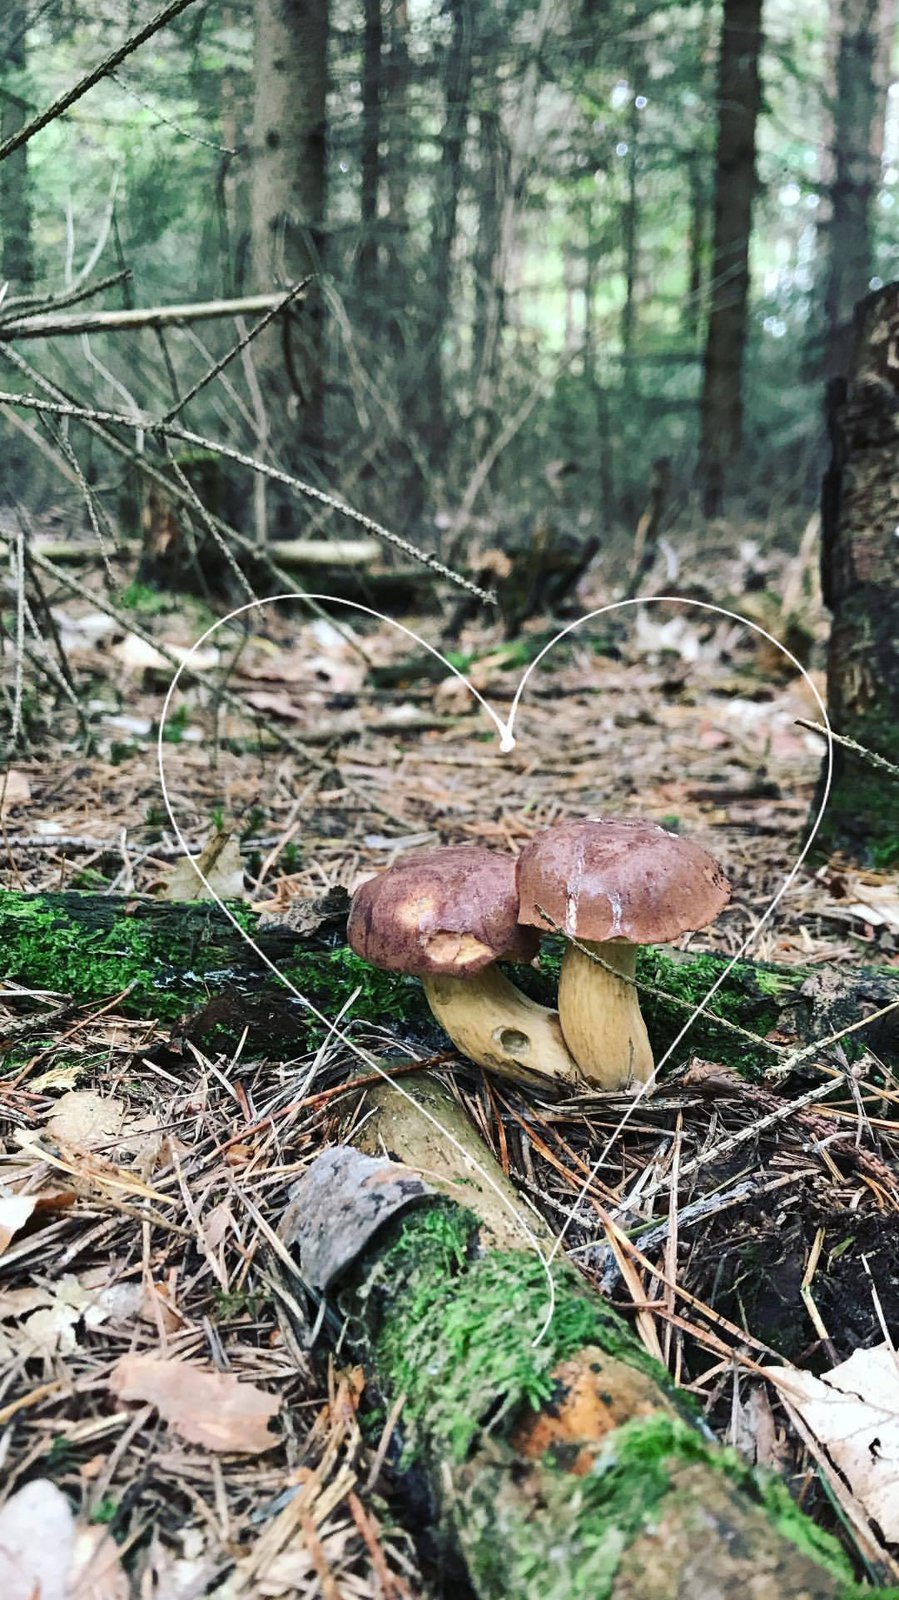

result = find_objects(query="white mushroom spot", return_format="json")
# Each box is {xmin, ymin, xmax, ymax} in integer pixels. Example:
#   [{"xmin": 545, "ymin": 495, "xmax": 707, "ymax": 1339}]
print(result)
[
  {"xmin": 398, "ymin": 892, "xmax": 435, "ymax": 929},
  {"xmin": 426, "ymin": 932, "xmax": 492, "ymax": 968},
  {"xmin": 608, "ymin": 890, "xmax": 624, "ymax": 937},
  {"xmin": 564, "ymin": 888, "xmax": 579, "ymax": 937}
]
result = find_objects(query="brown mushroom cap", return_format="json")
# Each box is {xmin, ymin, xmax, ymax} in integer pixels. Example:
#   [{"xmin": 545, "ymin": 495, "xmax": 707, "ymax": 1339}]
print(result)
[
  {"xmin": 516, "ymin": 816, "xmax": 731, "ymax": 944},
  {"xmin": 347, "ymin": 845, "xmax": 539, "ymax": 977}
]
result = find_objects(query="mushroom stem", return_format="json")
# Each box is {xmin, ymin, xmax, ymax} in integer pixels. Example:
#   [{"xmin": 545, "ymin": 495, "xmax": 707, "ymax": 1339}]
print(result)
[
  {"xmin": 557, "ymin": 941, "xmax": 653, "ymax": 1091},
  {"xmin": 420, "ymin": 968, "xmax": 583, "ymax": 1088}
]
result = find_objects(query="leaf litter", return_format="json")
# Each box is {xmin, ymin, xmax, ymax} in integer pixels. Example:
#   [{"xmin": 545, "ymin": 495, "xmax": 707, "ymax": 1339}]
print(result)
[{"xmin": 0, "ymin": 529, "xmax": 897, "ymax": 1592}]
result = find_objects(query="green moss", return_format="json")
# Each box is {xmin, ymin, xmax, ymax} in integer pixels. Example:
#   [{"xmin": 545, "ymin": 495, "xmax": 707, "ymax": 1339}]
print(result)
[
  {"xmin": 462, "ymin": 1416, "xmax": 856, "ymax": 1600},
  {"xmin": 0, "ymin": 893, "xmax": 256, "ymax": 1023},
  {"xmin": 345, "ymin": 1203, "xmax": 861, "ymax": 1600},
  {"xmin": 348, "ymin": 1202, "xmax": 675, "ymax": 1464}
]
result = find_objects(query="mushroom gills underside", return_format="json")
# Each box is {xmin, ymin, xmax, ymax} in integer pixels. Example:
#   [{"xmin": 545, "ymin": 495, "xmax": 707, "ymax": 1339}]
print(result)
[
  {"xmin": 557, "ymin": 940, "xmax": 654, "ymax": 1090},
  {"xmin": 421, "ymin": 967, "xmax": 583, "ymax": 1087}
]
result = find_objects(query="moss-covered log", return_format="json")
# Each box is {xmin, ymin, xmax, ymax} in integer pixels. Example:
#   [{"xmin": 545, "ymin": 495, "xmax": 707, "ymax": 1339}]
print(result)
[
  {"xmin": 283, "ymin": 1092, "xmax": 890, "ymax": 1598},
  {"xmin": 0, "ymin": 891, "xmax": 895, "ymax": 1071}
]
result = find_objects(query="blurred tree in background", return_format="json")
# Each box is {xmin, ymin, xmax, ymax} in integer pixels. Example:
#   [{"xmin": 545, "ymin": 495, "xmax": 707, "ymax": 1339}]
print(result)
[{"xmin": 0, "ymin": 0, "xmax": 896, "ymax": 540}]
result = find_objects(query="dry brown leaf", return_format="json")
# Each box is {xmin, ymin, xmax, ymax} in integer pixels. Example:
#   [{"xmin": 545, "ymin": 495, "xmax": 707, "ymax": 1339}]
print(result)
[
  {"xmin": 769, "ymin": 1345, "xmax": 899, "ymax": 1538},
  {"xmin": 0, "ymin": 1194, "xmax": 37, "ymax": 1255},
  {"xmin": 109, "ymin": 1355, "xmax": 281, "ymax": 1454},
  {"xmin": 165, "ymin": 831, "xmax": 246, "ymax": 902},
  {"xmin": 46, "ymin": 1091, "xmax": 125, "ymax": 1151},
  {"xmin": 0, "ymin": 769, "xmax": 31, "ymax": 815},
  {"xmin": 244, "ymin": 688, "xmax": 306, "ymax": 722},
  {"xmin": 0, "ymin": 1478, "xmax": 74, "ymax": 1600}
]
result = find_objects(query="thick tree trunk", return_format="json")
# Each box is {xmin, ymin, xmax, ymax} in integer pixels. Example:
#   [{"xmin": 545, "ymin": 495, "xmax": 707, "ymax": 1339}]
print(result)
[
  {"xmin": 818, "ymin": 284, "xmax": 899, "ymax": 864},
  {"xmin": 280, "ymin": 1093, "xmax": 857, "ymax": 1599},
  {"xmin": 0, "ymin": 0, "xmax": 34, "ymax": 287},
  {"xmin": 823, "ymin": 0, "xmax": 894, "ymax": 381},
  {"xmin": 697, "ymin": 0, "xmax": 763, "ymax": 517},
  {"xmin": 357, "ymin": 0, "xmax": 383, "ymax": 297},
  {"xmin": 0, "ymin": 892, "xmax": 895, "ymax": 1066},
  {"xmin": 250, "ymin": 0, "xmax": 329, "ymax": 512}
]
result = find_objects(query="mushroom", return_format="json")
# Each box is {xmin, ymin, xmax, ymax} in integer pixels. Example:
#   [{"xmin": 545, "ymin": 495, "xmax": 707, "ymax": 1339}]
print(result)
[
  {"xmin": 516, "ymin": 817, "xmax": 731, "ymax": 1091},
  {"xmin": 347, "ymin": 845, "xmax": 582, "ymax": 1087}
]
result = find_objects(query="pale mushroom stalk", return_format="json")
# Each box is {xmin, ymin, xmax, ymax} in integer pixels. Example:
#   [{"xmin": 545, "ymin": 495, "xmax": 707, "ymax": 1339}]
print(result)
[
  {"xmin": 421, "ymin": 966, "xmax": 582, "ymax": 1087},
  {"xmin": 557, "ymin": 940, "xmax": 653, "ymax": 1090}
]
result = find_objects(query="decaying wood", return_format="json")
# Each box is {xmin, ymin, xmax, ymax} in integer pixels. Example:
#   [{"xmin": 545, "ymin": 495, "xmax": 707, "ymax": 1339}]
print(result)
[
  {"xmin": 354, "ymin": 1071, "xmax": 555, "ymax": 1249},
  {"xmin": 280, "ymin": 1091, "xmax": 856, "ymax": 1598},
  {"xmin": 0, "ymin": 892, "xmax": 895, "ymax": 1069}
]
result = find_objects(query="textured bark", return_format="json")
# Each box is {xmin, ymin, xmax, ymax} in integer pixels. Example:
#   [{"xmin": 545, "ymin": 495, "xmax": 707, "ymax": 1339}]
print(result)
[
  {"xmin": 470, "ymin": 107, "xmax": 509, "ymax": 434},
  {"xmin": 698, "ymin": 0, "xmax": 763, "ymax": 516},
  {"xmin": 250, "ymin": 0, "xmax": 329, "ymax": 501},
  {"xmin": 0, "ymin": 0, "xmax": 34, "ymax": 287},
  {"xmin": 823, "ymin": 0, "xmax": 895, "ymax": 381},
  {"xmin": 384, "ymin": 0, "xmax": 410, "ymax": 271},
  {"xmin": 819, "ymin": 284, "xmax": 899, "ymax": 863},
  {"xmin": 357, "ymin": 0, "xmax": 383, "ymax": 296},
  {"xmin": 282, "ymin": 1119, "xmax": 855, "ymax": 1599},
  {"xmin": 422, "ymin": 0, "xmax": 474, "ymax": 456}
]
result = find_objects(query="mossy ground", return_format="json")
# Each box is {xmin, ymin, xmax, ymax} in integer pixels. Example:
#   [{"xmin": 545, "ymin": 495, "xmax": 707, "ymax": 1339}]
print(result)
[
  {"xmin": 0, "ymin": 891, "xmax": 889, "ymax": 1075},
  {"xmin": 342, "ymin": 1202, "xmax": 861, "ymax": 1600}
]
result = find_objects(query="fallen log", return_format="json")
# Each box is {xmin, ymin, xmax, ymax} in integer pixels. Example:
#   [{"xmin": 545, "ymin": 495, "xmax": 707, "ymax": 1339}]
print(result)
[
  {"xmin": 0, "ymin": 891, "xmax": 895, "ymax": 1072},
  {"xmin": 279, "ymin": 1074, "xmax": 874, "ymax": 1598}
]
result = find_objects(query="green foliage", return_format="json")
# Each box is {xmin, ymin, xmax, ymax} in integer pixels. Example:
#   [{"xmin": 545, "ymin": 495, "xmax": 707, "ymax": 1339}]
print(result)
[{"xmin": 118, "ymin": 581, "xmax": 171, "ymax": 616}]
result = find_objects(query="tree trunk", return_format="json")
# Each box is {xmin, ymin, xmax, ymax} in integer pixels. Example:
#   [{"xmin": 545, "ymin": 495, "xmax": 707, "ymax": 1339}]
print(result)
[
  {"xmin": 422, "ymin": 0, "xmax": 474, "ymax": 460},
  {"xmin": 280, "ymin": 1095, "xmax": 856, "ymax": 1599},
  {"xmin": 620, "ymin": 93, "xmax": 640, "ymax": 390},
  {"xmin": 250, "ymin": 0, "xmax": 329, "ymax": 517},
  {"xmin": 0, "ymin": 891, "xmax": 895, "ymax": 1066},
  {"xmin": 823, "ymin": 0, "xmax": 894, "ymax": 381},
  {"xmin": 357, "ymin": 0, "xmax": 383, "ymax": 297},
  {"xmin": 384, "ymin": 0, "xmax": 410, "ymax": 278},
  {"xmin": 818, "ymin": 284, "xmax": 899, "ymax": 864},
  {"xmin": 470, "ymin": 108, "xmax": 509, "ymax": 443},
  {"xmin": 683, "ymin": 153, "xmax": 706, "ymax": 340},
  {"xmin": 697, "ymin": 0, "xmax": 763, "ymax": 517},
  {"xmin": 0, "ymin": 0, "xmax": 34, "ymax": 287}
]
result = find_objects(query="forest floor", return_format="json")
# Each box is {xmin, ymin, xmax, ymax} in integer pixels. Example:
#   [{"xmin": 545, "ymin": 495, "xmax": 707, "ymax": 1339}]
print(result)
[{"xmin": 1, "ymin": 528, "xmax": 899, "ymax": 1596}]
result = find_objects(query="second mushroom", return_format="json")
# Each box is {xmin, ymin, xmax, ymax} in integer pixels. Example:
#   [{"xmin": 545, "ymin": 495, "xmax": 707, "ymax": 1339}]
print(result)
[{"xmin": 516, "ymin": 816, "xmax": 731, "ymax": 1091}]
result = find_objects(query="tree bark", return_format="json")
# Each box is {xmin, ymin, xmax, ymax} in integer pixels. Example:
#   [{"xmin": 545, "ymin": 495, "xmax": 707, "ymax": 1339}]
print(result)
[
  {"xmin": 818, "ymin": 283, "xmax": 899, "ymax": 864},
  {"xmin": 470, "ymin": 107, "xmax": 509, "ymax": 440},
  {"xmin": 250, "ymin": 0, "xmax": 329, "ymax": 511},
  {"xmin": 823, "ymin": 0, "xmax": 895, "ymax": 381},
  {"xmin": 0, "ymin": 892, "xmax": 895, "ymax": 1066},
  {"xmin": 384, "ymin": 0, "xmax": 410, "ymax": 278},
  {"xmin": 280, "ymin": 1097, "xmax": 858, "ymax": 1599},
  {"xmin": 357, "ymin": 0, "xmax": 383, "ymax": 297},
  {"xmin": 422, "ymin": 0, "xmax": 474, "ymax": 459},
  {"xmin": 0, "ymin": 0, "xmax": 34, "ymax": 287},
  {"xmin": 697, "ymin": 0, "xmax": 763, "ymax": 517}
]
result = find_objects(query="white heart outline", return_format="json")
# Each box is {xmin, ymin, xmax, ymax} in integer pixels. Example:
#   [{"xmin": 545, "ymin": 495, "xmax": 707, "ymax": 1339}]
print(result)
[{"xmin": 158, "ymin": 593, "xmax": 833, "ymax": 1346}]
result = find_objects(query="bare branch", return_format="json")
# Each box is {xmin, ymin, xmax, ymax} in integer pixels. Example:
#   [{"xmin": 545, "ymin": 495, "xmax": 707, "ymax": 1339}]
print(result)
[
  {"xmin": 0, "ymin": 293, "xmax": 298, "ymax": 341},
  {"xmin": 0, "ymin": 0, "xmax": 204, "ymax": 166}
]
